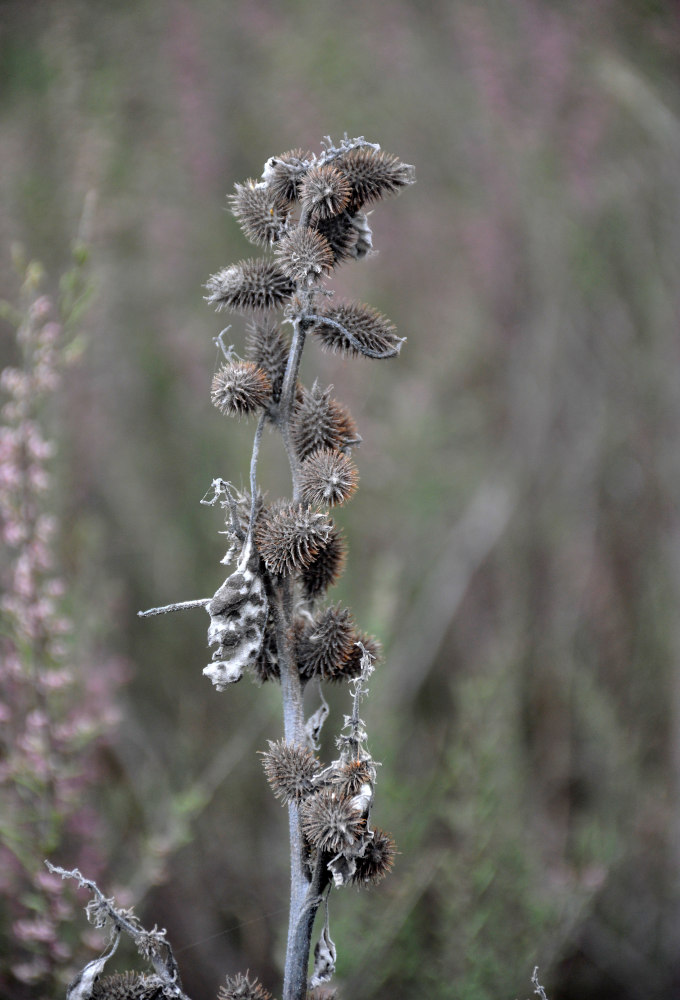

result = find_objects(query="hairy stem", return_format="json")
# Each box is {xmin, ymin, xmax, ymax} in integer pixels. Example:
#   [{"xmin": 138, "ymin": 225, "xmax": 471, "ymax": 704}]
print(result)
[
  {"xmin": 279, "ymin": 317, "xmax": 307, "ymax": 500},
  {"xmin": 284, "ymin": 853, "xmax": 331, "ymax": 1000},
  {"xmin": 277, "ymin": 311, "xmax": 319, "ymax": 999},
  {"xmin": 249, "ymin": 412, "xmax": 265, "ymax": 518}
]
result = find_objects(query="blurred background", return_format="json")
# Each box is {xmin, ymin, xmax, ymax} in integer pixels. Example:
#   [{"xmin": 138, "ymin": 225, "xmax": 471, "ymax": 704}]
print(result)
[{"xmin": 2, "ymin": 1, "xmax": 680, "ymax": 998}]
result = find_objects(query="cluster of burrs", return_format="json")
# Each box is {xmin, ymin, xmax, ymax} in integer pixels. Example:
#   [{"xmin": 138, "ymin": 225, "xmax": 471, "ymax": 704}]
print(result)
[
  {"xmin": 133, "ymin": 137, "xmax": 414, "ymax": 1000},
  {"xmin": 198, "ymin": 137, "xmax": 414, "ymax": 693}
]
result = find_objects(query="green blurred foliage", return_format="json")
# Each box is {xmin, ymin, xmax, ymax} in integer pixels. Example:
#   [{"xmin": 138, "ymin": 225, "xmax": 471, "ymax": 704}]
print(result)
[{"xmin": 2, "ymin": 1, "xmax": 680, "ymax": 997}]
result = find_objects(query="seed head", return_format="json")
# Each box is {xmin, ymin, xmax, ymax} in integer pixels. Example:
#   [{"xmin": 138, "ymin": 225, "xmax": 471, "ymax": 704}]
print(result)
[
  {"xmin": 261, "ymin": 739, "xmax": 321, "ymax": 804},
  {"xmin": 300, "ymin": 524, "xmax": 347, "ymax": 599},
  {"xmin": 334, "ymin": 146, "xmax": 415, "ymax": 211},
  {"xmin": 300, "ymin": 164, "xmax": 351, "ymax": 220},
  {"xmin": 254, "ymin": 502, "xmax": 332, "ymax": 576},
  {"xmin": 262, "ymin": 148, "xmax": 312, "ymax": 204},
  {"xmin": 312, "ymin": 302, "xmax": 403, "ymax": 359},
  {"xmin": 92, "ymin": 973, "xmax": 166, "ymax": 999},
  {"xmin": 211, "ymin": 362, "xmax": 272, "ymax": 418},
  {"xmin": 340, "ymin": 632, "xmax": 383, "ymax": 681},
  {"xmin": 229, "ymin": 179, "xmax": 288, "ymax": 246},
  {"xmin": 298, "ymin": 448, "xmax": 359, "ymax": 507},
  {"xmin": 331, "ymin": 758, "xmax": 376, "ymax": 797},
  {"xmin": 301, "ymin": 788, "xmax": 365, "ymax": 853},
  {"xmin": 274, "ymin": 227, "xmax": 334, "ymax": 284},
  {"xmin": 218, "ymin": 972, "xmax": 273, "ymax": 1000},
  {"xmin": 293, "ymin": 382, "xmax": 360, "ymax": 461},
  {"xmin": 205, "ymin": 259, "xmax": 295, "ymax": 313},
  {"xmin": 352, "ymin": 828, "xmax": 396, "ymax": 886},
  {"xmin": 245, "ymin": 320, "xmax": 289, "ymax": 402},
  {"xmin": 296, "ymin": 604, "xmax": 356, "ymax": 680},
  {"xmin": 313, "ymin": 214, "xmax": 358, "ymax": 264}
]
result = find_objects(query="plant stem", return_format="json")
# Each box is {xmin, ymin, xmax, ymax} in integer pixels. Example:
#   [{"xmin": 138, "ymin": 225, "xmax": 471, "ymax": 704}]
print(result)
[
  {"xmin": 277, "ymin": 310, "xmax": 318, "ymax": 999},
  {"xmin": 279, "ymin": 317, "xmax": 307, "ymax": 500}
]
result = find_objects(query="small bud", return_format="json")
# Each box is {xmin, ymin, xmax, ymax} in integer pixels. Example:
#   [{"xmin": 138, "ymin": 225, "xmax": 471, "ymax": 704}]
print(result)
[
  {"xmin": 296, "ymin": 604, "xmax": 356, "ymax": 681},
  {"xmin": 218, "ymin": 972, "xmax": 273, "ymax": 1000},
  {"xmin": 254, "ymin": 502, "xmax": 332, "ymax": 576},
  {"xmin": 313, "ymin": 214, "xmax": 358, "ymax": 264},
  {"xmin": 307, "ymin": 989, "xmax": 339, "ymax": 1000},
  {"xmin": 274, "ymin": 227, "xmax": 334, "ymax": 284},
  {"xmin": 352, "ymin": 828, "xmax": 396, "ymax": 886},
  {"xmin": 298, "ymin": 448, "xmax": 359, "ymax": 507},
  {"xmin": 245, "ymin": 320, "xmax": 289, "ymax": 402},
  {"xmin": 205, "ymin": 259, "xmax": 295, "ymax": 313},
  {"xmin": 339, "ymin": 632, "xmax": 382, "ymax": 681},
  {"xmin": 261, "ymin": 739, "xmax": 321, "ymax": 804},
  {"xmin": 300, "ymin": 524, "xmax": 347, "ymax": 599},
  {"xmin": 301, "ymin": 788, "xmax": 365, "ymax": 853},
  {"xmin": 331, "ymin": 759, "xmax": 375, "ymax": 797},
  {"xmin": 92, "ymin": 971, "xmax": 166, "ymax": 999},
  {"xmin": 300, "ymin": 164, "xmax": 351, "ymax": 220},
  {"xmin": 211, "ymin": 362, "xmax": 272, "ymax": 418},
  {"xmin": 312, "ymin": 302, "xmax": 403, "ymax": 359},
  {"xmin": 293, "ymin": 382, "xmax": 360, "ymax": 462},
  {"xmin": 334, "ymin": 146, "xmax": 415, "ymax": 211},
  {"xmin": 229, "ymin": 179, "xmax": 288, "ymax": 246},
  {"xmin": 262, "ymin": 148, "xmax": 312, "ymax": 204}
]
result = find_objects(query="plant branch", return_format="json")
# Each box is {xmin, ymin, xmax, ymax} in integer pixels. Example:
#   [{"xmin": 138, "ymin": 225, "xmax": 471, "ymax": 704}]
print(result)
[
  {"xmin": 138, "ymin": 599, "xmax": 210, "ymax": 618},
  {"xmin": 304, "ymin": 312, "xmax": 405, "ymax": 359}
]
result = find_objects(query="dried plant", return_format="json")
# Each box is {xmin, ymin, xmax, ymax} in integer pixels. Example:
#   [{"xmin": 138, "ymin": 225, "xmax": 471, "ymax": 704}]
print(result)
[{"xmin": 58, "ymin": 136, "xmax": 414, "ymax": 1000}]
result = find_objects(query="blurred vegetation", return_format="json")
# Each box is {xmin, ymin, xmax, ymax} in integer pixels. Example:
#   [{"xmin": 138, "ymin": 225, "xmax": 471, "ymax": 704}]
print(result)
[{"xmin": 2, "ymin": 1, "xmax": 680, "ymax": 998}]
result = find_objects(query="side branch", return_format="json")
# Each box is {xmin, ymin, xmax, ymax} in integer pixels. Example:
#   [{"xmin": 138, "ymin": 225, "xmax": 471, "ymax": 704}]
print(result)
[
  {"xmin": 304, "ymin": 313, "xmax": 405, "ymax": 359},
  {"xmin": 138, "ymin": 599, "xmax": 210, "ymax": 618}
]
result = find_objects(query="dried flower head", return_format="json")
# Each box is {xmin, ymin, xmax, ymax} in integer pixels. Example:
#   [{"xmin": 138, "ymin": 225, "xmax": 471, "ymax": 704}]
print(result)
[
  {"xmin": 262, "ymin": 148, "xmax": 312, "ymax": 204},
  {"xmin": 352, "ymin": 829, "xmax": 396, "ymax": 886},
  {"xmin": 293, "ymin": 382, "xmax": 360, "ymax": 461},
  {"xmin": 298, "ymin": 448, "xmax": 359, "ymax": 507},
  {"xmin": 262, "ymin": 739, "xmax": 321, "ymax": 804},
  {"xmin": 205, "ymin": 259, "xmax": 295, "ymax": 313},
  {"xmin": 300, "ymin": 164, "xmax": 351, "ymax": 220},
  {"xmin": 229, "ymin": 180, "xmax": 288, "ymax": 246},
  {"xmin": 312, "ymin": 302, "xmax": 403, "ymax": 359},
  {"xmin": 245, "ymin": 320, "xmax": 289, "ymax": 402},
  {"xmin": 218, "ymin": 972, "xmax": 273, "ymax": 1000},
  {"xmin": 297, "ymin": 604, "xmax": 356, "ymax": 680},
  {"xmin": 331, "ymin": 759, "xmax": 375, "ymax": 797},
  {"xmin": 274, "ymin": 227, "xmax": 334, "ymax": 284},
  {"xmin": 92, "ymin": 972, "xmax": 166, "ymax": 999},
  {"xmin": 340, "ymin": 632, "xmax": 382, "ymax": 681},
  {"xmin": 313, "ymin": 213, "xmax": 358, "ymax": 264},
  {"xmin": 299, "ymin": 524, "xmax": 347, "ymax": 599},
  {"xmin": 334, "ymin": 146, "xmax": 415, "ymax": 211},
  {"xmin": 302, "ymin": 788, "xmax": 365, "ymax": 853},
  {"xmin": 307, "ymin": 990, "xmax": 339, "ymax": 1000},
  {"xmin": 211, "ymin": 362, "xmax": 272, "ymax": 418},
  {"xmin": 254, "ymin": 502, "xmax": 332, "ymax": 576}
]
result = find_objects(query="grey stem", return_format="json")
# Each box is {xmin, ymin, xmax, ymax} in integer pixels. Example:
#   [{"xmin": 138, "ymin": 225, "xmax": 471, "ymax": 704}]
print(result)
[
  {"xmin": 284, "ymin": 851, "xmax": 331, "ymax": 1000},
  {"xmin": 278, "ymin": 316, "xmax": 308, "ymax": 500},
  {"xmin": 276, "ymin": 302, "xmax": 319, "ymax": 999},
  {"xmin": 137, "ymin": 598, "xmax": 210, "ymax": 618},
  {"xmin": 248, "ymin": 412, "xmax": 266, "ymax": 533}
]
